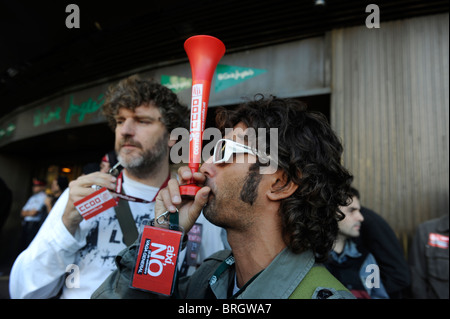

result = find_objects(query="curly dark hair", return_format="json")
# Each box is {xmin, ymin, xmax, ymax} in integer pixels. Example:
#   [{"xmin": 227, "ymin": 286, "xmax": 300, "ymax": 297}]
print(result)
[
  {"xmin": 215, "ymin": 95, "xmax": 353, "ymax": 262},
  {"xmin": 102, "ymin": 75, "xmax": 189, "ymax": 132}
]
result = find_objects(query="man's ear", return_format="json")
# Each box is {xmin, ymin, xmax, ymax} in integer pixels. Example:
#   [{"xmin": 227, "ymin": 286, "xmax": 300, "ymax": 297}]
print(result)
[{"xmin": 266, "ymin": 170, "xmax": 299, "ymax": 201}]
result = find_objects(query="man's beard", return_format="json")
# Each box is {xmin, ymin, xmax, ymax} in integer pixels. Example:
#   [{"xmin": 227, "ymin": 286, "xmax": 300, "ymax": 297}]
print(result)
[
  {"xmin": 117, "ymin": 132, "xmax": 168, "ymax": 178},
  {"xmin": 203, "ymin": 163, "xmax": 261, "ymax": 231}
]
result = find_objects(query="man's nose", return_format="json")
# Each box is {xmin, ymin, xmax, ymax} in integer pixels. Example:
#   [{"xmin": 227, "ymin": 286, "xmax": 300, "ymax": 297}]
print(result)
[
  {"xmin": 200, "ymin": 156, "xmax": 215, "ymax": 177},
  {"xmin": 356, "ymin": 210, "xmax": 364, "ymax": 222},
  {"xmin": 118, "ymin": 118, "xmax": 135, "ymax": 136}
]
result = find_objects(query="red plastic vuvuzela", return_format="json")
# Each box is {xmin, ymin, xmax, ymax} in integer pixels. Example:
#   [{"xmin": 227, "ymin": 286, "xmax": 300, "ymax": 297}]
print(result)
[{"xmin": 179, "ymin": 35, "xmax": 226, "ymax": 197}]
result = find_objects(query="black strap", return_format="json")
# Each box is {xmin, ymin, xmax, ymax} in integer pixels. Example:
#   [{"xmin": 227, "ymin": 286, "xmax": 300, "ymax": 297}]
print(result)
[
  {"xmin": 209, "ymin": 254, "xmax": 263, "ymax": 299},
  {"xmin": 178, "ymin": 253, "xmax": 189, "ymax": 277},
  {"xmin": 115, "ymin": 197, "xmax": 139, "ymax": 247},
  {"xmin": 113, "ymin": 172, "xmax": 170, "ymax": 247}
]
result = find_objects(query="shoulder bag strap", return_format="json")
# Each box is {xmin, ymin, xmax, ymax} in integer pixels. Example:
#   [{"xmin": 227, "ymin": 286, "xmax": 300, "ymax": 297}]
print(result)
[{"xmin": 115, "ymin": 198, "xmax": 139, "ymax": 247}]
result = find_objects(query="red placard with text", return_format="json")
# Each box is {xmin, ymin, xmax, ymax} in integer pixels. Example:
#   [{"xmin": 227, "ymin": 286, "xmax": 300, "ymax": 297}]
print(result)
[{"xmin": 132, "ymin": 225, "xmax": 182, "ymax": 296}]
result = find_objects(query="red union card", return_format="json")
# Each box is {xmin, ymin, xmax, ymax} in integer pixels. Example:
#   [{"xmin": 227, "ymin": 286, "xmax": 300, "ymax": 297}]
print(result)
[
  {"xmin": 132, "ymin": 225, "xmax": 182, "ymax": 296},
  {"xmin": 74, "ymin": 187, "xmax": 117, "ymax": 220}
]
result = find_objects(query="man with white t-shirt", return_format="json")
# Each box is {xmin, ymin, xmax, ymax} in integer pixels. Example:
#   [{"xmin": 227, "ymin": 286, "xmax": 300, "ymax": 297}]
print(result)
[{"xmin": 9, "ymin": 75, "xmax": 225, "ymax": 299}]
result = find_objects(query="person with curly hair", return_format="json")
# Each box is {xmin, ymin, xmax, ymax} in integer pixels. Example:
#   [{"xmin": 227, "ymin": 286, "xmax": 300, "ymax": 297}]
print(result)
[
  {"xmin": 10, "ymin": 75, "xmax": 225, "ymax": 299},
  {"xmin": 93, "ymin": 95, "xmax": 355, "ymax": 299},
  {"xmin": 325, "ymin": 187, "xmax": 390, "ymax": 299}
]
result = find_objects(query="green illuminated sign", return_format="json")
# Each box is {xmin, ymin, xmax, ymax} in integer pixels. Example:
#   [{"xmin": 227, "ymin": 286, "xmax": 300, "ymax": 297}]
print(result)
[
  {"xmin": 161, "ymin": 75, "xmax": 192, "ymax": 93},
  {"xmin": 215, "ymin": 64, "xmax": 267, "ymax": 92}
]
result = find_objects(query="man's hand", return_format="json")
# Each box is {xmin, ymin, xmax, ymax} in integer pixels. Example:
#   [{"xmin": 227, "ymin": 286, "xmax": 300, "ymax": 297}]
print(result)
[
  {"xmin": 62, "ymin": 172, "xmax": 117, "ymax": 235},
  {"xmin": 155, "ymin": 166, "xmax": 210, "ymax": 233}
]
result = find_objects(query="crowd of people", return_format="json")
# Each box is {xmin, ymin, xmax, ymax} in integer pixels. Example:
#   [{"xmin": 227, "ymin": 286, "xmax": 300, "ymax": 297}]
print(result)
[{"xmin": 3, "ymin": 75, "xmax": 448, "ymax": 299}]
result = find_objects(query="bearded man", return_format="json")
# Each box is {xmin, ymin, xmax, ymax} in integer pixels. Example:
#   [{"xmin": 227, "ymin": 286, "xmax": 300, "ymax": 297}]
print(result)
[
  {"xmin": 93, "ymin": 95, "xmax": 356, "ymax": 299},
  {"xmin": 9, "ymin": 75, "xmax": 225, "ymax": 299}
]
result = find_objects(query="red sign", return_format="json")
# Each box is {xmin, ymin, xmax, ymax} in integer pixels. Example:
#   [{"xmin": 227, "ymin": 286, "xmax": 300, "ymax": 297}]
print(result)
[
  {"xmin": 132, "ymin": 225, "xmax": 182, "ymax": 296},
  {"xmin": 74, "ymin": 187, "xmax": 117, "ymax": 220}
]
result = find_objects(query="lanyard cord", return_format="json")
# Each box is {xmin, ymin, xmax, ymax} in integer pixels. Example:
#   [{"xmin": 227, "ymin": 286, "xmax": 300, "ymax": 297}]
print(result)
[
  {"xmin": 114, "ymin": 171, "xmax": 170, "ymax": 204},
  {"xmin": 231, "ymin": 269, "xmax": 264, "ymax": 299},
  {"xmin": 210, "ymin": 254, "xmax": 264, "ymax": 299}
]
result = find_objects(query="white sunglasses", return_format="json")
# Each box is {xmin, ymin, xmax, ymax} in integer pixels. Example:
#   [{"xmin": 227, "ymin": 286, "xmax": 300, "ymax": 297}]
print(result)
[{"xmin": 213, "ymin": 139, "xmax": 267, "ymax": 164}]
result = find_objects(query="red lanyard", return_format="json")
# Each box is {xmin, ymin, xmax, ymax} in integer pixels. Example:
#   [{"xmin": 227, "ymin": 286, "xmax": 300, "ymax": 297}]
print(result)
[{"xmin": 112, "ymin": 171, "xmax": 170, "ymax": 204}]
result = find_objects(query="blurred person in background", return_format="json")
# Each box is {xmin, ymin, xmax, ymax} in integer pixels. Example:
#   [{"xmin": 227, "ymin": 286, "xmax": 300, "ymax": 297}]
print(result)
[
  {"xmin": 19, "ymin": 178, "xmax": 47, "ymax": 251},
  {"xmin": 325, "ymin": 187, "xmax": 390, "ymax": 299},
  {"xmin": 44, "ymin": 176, "xmax": 69, "ymax": 215},
  {"xmin": 409, "ymin": 214, "xmax": 449, "ymax": 299}
]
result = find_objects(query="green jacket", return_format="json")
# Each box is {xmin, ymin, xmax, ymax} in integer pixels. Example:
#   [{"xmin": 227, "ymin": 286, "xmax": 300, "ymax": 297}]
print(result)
[{"xmin": 92, "ymin": 241, "xmax": 355, "ymax": 299}]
